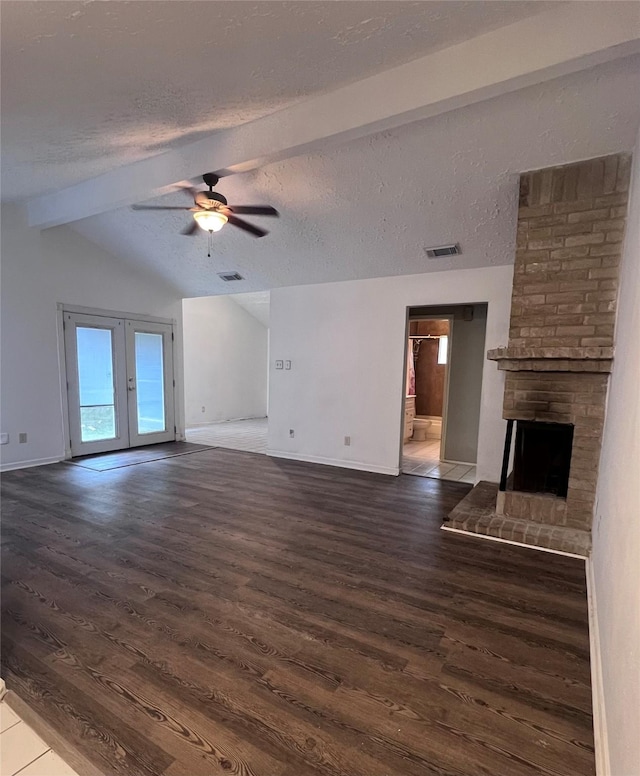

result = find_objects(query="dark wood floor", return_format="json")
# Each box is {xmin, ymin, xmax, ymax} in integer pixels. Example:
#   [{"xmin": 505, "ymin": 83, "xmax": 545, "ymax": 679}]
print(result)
[{"xmin": 1, "ymin": 449, "xmax": 594, "ymax": 776}]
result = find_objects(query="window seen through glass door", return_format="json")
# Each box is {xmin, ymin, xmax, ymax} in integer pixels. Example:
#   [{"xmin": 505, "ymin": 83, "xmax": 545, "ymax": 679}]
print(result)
[
  {"xmin": 135, "ymin": 332, "xmax": 166, "ymax": 434},
  {"xmin": 76, "ymin": 327, "xmax": 117, "ymax": 442}
]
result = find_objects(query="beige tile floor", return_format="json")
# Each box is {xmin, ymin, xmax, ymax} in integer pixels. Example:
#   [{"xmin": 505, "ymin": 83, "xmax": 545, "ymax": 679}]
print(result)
[
  {"xmin": 0, "ymin": 701, "xmax": 80, "ymax": 776},
  {"xmin": 402, "ymin": 438, "xmax": 476, "ymax": 483},
  {"xmin": 186, "ymin": 417, "xmax": 268, "ymax": 453}
]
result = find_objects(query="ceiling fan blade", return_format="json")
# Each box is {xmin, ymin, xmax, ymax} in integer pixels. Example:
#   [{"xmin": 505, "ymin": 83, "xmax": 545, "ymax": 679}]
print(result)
[
  {"xmin": 181, "ymin": 220, "xmax": 199, "ymax": 236},
  {"xmin": 227, "ymin": 206, "xmax": 279, "ymax": 217},
  {"xmin": 172, "ymin": 182, "xmax": 199, "ymax": 198},
  {"xmin": 227, "ymin": 214, "xmax": 268, "ymax": 238},
  {"xmin": 131, "ymin": 205, "xmax": 193, "ymax": 211},
  {"xmin": 194, "ymin": 191, "xmax": 212, "ymax": 208}
]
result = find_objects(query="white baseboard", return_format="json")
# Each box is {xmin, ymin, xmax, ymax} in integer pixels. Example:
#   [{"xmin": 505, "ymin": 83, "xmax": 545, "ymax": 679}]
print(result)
[
  {"xmin": 440, "ymin": 525, "xmax": 587, "ymax": 559},
  {"xmin": 586, "ymin": 557, "xmax": 610, "ymax": 776},
  {"xmin": 0, "ymin": 456, "xmax": 63, "ymax": 473},
  {"xmin": 266, "ymin": 449, "xmax": 399, "ymax": 476}
]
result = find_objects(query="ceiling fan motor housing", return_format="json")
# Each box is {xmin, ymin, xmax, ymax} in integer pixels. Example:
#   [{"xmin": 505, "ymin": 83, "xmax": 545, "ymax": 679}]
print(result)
[
  {"xmin": 202, "ymin": 172, "xmax": 219, "ymax": 188},
  {"xmin": 206, "ymin": 191, "xmax": 228, "ymax": 206}
]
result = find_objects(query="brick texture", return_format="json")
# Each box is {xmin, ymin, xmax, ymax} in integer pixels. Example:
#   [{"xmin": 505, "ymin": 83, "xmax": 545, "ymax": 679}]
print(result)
[
  {"xmin": 512, "ymin": 154, "xmax": 630, "ymax": 348},
  {"xmin": 483, "ymin": 153, "xmax": 631, "ymax": 548},
  {"xmin": 448, "ymin": 482, "xmax": 591, "ymax": 557}
]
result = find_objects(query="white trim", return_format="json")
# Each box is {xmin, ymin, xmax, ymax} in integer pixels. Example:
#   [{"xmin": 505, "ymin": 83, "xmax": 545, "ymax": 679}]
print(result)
[
  {"xmin": 56, "ymin": 308, "xmax": 72, "ymax": 459},
  {"xmin": 1, "ymin": 456, "xmax": 63, "ymax": 472},
  {"xmin": 58, "ymin": 302, "xmax": 174, "ymax": 326},
  {"xmin": 0, "ymin": 678, "xmax": 6, "ymax": 700},
  {"xmin": 64, "ymin": 312, "xmax": 130, "ymax": 456},
  {"xmin": 440, "ymin": 315, "xmax": 454, "ymax": 463},
  {"xmin": 440, "ymin": 524, "xmax": 587, "ymax": 559},
  {"xmin": 586, "ymin": 557, "xmax": 610, "ymax": 776},
  {"xmin": 60, "ymin": 308, "xmax": 177, "ymax": 457},
  {"xmin": 124, "ymin": 319, "xmax": 176, "ymax": 448},
  {"xmin": 267, "ymin": 449, "xmax": 399, "ymax": 476}
]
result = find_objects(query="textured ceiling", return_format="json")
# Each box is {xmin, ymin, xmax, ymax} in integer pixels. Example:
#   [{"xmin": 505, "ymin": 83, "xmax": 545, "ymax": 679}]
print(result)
[
  {"xmin": 3, "ymin": 1, "xmax": 638, "ymax": 298},
  {"xmin": 70, "ymin": 56, "xmax": 640, "ymax": 296},
  {"xmin": 1, "ymin": 0, "xmax": 559, "ymax": 200}
]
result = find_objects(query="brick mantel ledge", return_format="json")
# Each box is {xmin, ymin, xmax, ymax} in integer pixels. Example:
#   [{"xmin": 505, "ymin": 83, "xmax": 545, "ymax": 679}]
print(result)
[{"xmin": 487, "ymin": 346, "xmax": 613, "ymax": 373}]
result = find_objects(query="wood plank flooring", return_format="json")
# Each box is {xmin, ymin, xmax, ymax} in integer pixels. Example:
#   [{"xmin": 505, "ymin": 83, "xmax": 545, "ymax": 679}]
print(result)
[{"xmin": 1, "ymin": 448, "xmax": 594, "ymax": 776}]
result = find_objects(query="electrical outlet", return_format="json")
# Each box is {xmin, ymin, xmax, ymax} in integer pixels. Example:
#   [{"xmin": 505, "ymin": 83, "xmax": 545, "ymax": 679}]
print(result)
[
  {"xmin": 0, "ymin": 433, "xmax": 9, "ymax": 445},
  {"xmin": 344, "ymin": 435, "xmax": 351, "ymax": 446},
  {"xmin": 201, "ymin": 406, "xmax": 205, "ymax": 413},
  {"xmin": 289, "ymin": 429, "xmax": 295, "ymax": 438},
  {"xmin": 275, "ymin": 360, "xmax": 284, "ymax": 370},
  {"xmin": 18, "ymin": 433, "xmax": 27, "ymax": 444}
]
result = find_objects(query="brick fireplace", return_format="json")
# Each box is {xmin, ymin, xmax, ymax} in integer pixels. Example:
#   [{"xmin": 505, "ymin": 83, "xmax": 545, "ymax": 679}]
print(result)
[{"xmin": 448, "ymin": 152, "xmax": 631, "ymax": 555}]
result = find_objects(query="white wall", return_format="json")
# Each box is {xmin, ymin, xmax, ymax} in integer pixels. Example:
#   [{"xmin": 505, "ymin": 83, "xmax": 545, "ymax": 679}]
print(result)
[
  {"xmin": 267, "ymin": 265, "xmax": 512, "ymax": 478},
  {"xmin": 592, "ymin": 134, "xmax": 640, "ymax": 776},
  {"xmin": 0, "ymin": 203, "xmax": 184, "ymax": 470},
  {"xmin": 182, "ymin": 296, "xmax": 268, "ymax": 426}
]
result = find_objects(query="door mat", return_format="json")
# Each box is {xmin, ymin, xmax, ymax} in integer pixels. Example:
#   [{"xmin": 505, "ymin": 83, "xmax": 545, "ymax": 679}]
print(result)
[{"xmin": 66, "ymin": 441, "xmax": 217, "ymax": 471}]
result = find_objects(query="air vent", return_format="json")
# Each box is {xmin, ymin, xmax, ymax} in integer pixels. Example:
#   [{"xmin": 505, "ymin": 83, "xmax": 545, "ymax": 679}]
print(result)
[
  {"xmin": 424, "ymin": 243, "xmax": 461, "ymax": 259},
  {"xmin": 217, "ymin": 272, "xmax": 244, "ymax": 282}
]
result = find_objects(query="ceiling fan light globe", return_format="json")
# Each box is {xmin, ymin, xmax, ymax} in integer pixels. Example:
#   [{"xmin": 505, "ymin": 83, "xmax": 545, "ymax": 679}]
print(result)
[{"xmin": 194, "ymin": 210, "xmax": 228, "ymax": 232}]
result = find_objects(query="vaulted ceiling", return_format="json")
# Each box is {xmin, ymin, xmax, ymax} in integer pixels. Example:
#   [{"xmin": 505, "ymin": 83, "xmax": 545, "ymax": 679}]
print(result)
[{"xmin": 2, "ymin": 1, "xmax": 639, "ymax": 297}]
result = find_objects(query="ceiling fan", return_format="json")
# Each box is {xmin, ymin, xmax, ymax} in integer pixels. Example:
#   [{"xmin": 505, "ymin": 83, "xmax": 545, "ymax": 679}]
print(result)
[{"xmin": 131, "ymin": 173, "xmax": 279, "ymax": 238}]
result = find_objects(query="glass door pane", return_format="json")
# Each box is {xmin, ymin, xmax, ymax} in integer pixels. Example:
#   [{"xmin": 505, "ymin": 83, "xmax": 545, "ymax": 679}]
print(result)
[
  {"xmin": 125, "ymin": 320, "xmax": 175, "ymax": 448},
  {"xmin": 76, "ymin": 327, "xmax": 117, "ymax": 442},
  {"xmin": 64, "ymin": 313, "xmax": 128, "ymax": 456},
  {"xmin": 134, "ymin": 332, "xmax": 166, "ymax": 434}
]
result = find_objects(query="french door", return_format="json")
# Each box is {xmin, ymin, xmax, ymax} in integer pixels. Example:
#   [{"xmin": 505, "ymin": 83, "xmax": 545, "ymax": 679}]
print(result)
[{"xmin": 64, "ymin": 312, "xmax": 175, "ymax": 456}]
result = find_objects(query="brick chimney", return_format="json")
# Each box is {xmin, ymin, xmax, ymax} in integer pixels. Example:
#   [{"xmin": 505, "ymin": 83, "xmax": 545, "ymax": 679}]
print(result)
[{"xmin": 449, "ymin": 153, "xmax": 631, "ymax": 555}]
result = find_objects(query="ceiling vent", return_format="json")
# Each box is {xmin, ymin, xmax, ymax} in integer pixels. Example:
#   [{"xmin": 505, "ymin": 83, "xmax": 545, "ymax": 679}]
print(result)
[
  {"xmin": 424, "ymin": 243, "xmax": 461, "ymax": 259},
  {"xmin": 217, "ymin": 272, "xmax": 244, "ymax": 282}
]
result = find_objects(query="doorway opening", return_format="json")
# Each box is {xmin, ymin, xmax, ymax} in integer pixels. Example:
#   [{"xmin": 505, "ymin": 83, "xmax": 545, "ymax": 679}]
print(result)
[
  {"xmin": 182, "ymin": 292, "xmax": 269, "ymax": 455},
  {"xmin": 404, "ymin": 317, "xmax": 450, "ymax": 474},
  {"xmin": 401, "ymin": 304, "xmax": 487, "ymax": 483}
]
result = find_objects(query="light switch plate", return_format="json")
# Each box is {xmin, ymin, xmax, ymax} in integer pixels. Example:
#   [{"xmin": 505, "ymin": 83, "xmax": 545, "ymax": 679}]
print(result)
[
  {"xmin": 0, "ymin": 433, "xmax": 9, "ymax": 445},
  {"xmin": 285, "ymin": 360, "xmax": 291, "ymax": 370}
]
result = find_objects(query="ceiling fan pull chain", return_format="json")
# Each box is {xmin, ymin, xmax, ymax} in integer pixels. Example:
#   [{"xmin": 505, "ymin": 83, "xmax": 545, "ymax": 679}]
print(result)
[{"xmin": 207, "ymin": 230, "xmax": 212, "ymax": 258}]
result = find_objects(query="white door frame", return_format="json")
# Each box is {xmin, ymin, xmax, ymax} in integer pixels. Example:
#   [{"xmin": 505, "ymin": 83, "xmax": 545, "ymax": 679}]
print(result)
[
  {"xmin": 64, "ymin": 312, "xmax": 129, "ymax": 456},
  {"xmin": 125, "ymin": 319, "xmax": 175, "ymax": 448},
  {"xmin": 59, "ymin": 304, "xmax": 176, "ymax": 458},
  {"xmin": 398, "ymin": 311, "xmax": 454, "ymax": 472},
  {"xmin": 439, "ymin": 315, "xmax": 454, "ymax": 463}
]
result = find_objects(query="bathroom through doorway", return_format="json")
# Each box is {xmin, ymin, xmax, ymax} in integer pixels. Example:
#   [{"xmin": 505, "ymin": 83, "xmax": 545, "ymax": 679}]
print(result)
[{"xmin": 401, "ymin": 304, "xmax": 487, "ymax": 483}]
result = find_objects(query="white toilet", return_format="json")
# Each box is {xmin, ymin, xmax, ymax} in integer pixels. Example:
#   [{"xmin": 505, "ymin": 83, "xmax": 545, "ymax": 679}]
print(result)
[{"xmin": 412, "ymin": 417, "xmax": 432, "ymax": 441}]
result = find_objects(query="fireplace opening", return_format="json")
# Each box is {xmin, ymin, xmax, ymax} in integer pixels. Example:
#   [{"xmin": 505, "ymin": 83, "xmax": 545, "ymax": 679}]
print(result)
[{"xmin": 508, "ymin": 421, "xmax": 574, "ymax": 498}]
